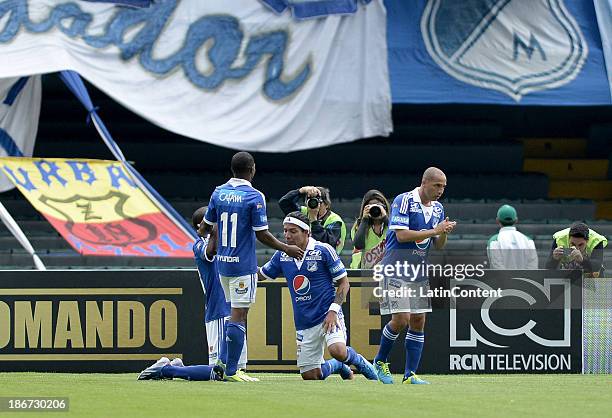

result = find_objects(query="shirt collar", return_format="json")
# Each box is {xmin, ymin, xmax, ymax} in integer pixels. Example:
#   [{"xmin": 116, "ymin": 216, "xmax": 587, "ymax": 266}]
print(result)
[
  {"xmin": 228, "ymin": 177, "xmax": 252, "ymax": 187},
  {"xmin": 413, "ymin": 186, "xmax": 437, "ymax": 206},
  {"xmin": 305, "ymin": 237, "xmax": 316, "ymax": 252},
  {"xmin": 294, "ymin": 238, "xmax": 316, "ymax": 269},
  {"xmin": 412, "ymin": 187, "xmax": 422, "ymax": 203},
  {"xmin": 500, "ymin": 226, "xmax": 517, "ymax": 231}
]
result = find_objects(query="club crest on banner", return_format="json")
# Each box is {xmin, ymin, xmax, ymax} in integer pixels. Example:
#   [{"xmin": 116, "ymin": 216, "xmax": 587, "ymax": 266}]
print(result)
[{"xmin": 420, "ymin": 0, "xmax": 588, "ymax": 101}]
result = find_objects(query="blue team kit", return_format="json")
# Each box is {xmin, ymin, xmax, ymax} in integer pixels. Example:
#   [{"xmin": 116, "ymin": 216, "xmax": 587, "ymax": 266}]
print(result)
[
  {"xmin": 382, "ymin": 187, "xmax": 445, "ymax": 282},
  {"xmin": 204, "ymin": 178, "xmax": 269, "ymax": 277},
  {"xmin": 261, "ymin": 238, "xmax": 347, "ymax": 330}
]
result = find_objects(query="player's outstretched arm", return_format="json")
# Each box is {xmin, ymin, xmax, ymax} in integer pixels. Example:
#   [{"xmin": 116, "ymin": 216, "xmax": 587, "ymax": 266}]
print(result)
[
  {"xmin": 255, "ymin": 229, "xmax": 304, "ymax": 259},
  {"xmin": 205, "ymin": 225, "xmax": 218, "ymax": 260}
]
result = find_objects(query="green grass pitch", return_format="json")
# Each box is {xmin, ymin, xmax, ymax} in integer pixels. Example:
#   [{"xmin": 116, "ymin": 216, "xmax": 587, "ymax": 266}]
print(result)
[{"xmin": 0, "ymin": 373, "xmax": 610, "ymax": 418}]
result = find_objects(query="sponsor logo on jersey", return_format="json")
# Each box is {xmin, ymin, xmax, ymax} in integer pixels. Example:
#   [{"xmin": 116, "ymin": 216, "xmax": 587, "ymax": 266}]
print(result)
[
  {"xmin": 330, "ymin": 263, "xmax": 344, "ymax": 274},
  {"xmin": 218, "ymin": 189, "xmax": 246, "ymax": 204},
  {"xmin": 293, "ymin": 275, "xmax": 311, "ymax": 295},
  {"xmin": 217, "ymin": 255, "xmax": 240, "ymax": 263},
  {"xmin": 392, "ymin": 216, "xmax": 411, "ymax": 225},
  {"xmin": 409, "ymin": 202, "xmax": 422, "ymax": 213},
  {"xmin": 280, "ymin": 253, "xmax": 293, "ymax": 262},
  {"xmin": 415, "ymin": 229, "xmax": 431, "ymax": 250}
]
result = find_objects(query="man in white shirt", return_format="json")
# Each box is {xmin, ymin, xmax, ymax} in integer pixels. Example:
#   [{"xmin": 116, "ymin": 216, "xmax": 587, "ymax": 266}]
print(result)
[{"xmin": 487, "ymin": 204, "xmax": 538, "ymax": 270}]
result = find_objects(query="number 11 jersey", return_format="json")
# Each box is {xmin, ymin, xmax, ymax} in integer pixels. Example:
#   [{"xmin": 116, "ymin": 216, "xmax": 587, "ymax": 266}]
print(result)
[{"xmin": 203, "ymin": 178, "xmax": 268, "ymax": 277}]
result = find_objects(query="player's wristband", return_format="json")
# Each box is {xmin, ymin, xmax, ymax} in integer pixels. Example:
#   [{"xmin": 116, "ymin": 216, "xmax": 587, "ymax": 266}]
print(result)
[{"xmin": 328, "ymin": 303, "xmax": 341, "ymax": 313}]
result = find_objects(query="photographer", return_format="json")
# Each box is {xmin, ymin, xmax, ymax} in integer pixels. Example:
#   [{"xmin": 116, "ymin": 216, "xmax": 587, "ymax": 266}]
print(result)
[
  {"xmin": 545, "ymin": 222, "xmax": 607, "ymax": 277},
  {"xmin": 278, "ymin": 186, "xmax": 346, "ymax": 254},
  {"xmin": 350, "ymin": 190, "xmax": 390, "ymax": 269}
]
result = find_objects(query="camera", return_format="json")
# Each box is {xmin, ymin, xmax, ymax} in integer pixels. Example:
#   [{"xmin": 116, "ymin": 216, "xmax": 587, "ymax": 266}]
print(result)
[
  {"xmin": 369, "ymin": 204, "xmax": 383, "ymax": 218},
  {"xmin": 306, "ymin": 196, "xmax": 322, "ymax": 209}
]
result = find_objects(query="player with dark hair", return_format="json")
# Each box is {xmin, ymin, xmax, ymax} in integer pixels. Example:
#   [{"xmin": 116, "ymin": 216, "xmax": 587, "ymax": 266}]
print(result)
[
  {"xmin": 199, "ymin": 151, "xmax": 304, "ymax": 382},
  {"xmin": 259, "ymin": 211, "xmax": 378, "ymax": 381}
]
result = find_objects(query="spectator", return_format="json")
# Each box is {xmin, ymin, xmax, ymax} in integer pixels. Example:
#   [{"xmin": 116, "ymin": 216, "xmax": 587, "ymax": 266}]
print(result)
[
  {"xmin": 487, "ymin": 204, "xmax": 538, "ymax": 269},
  {"xmin": 350, "ymin": 189, "xmax": 390, "ymax": 269},
  {"xmin": 278, "ymin": 186, "xmax": 346, "ymax": 254},
  {"xmin": 545, "ymin": 222, "xmax": 607, "ymax": 277}
]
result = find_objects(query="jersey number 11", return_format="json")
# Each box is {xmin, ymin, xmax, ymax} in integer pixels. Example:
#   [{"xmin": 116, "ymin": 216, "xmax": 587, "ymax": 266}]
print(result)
[{"xmin": 220, "ymin": 212, "xmax": 238, "ymax": 248}]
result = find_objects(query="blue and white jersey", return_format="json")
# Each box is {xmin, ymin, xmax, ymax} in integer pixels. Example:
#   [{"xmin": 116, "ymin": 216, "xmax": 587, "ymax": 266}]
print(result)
[
  {"xmin": 382, "ymin": 187, "xmax": 445, "ymax": 281},
  {"xmin": 260, "ymin": 238, "xmax": 347, "ymax": 331},
  {"xmin": 193, "ymin": 237, "xmax": 230, "ymax": 323},
  {"xmin": 203, "ymin": 178, "xmax": 268, "ymax": 277}
]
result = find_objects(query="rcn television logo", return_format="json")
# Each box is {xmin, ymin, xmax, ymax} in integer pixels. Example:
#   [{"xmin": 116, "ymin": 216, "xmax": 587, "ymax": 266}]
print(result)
[
  {"xmin": 421, "ymin": 0, "xmax": 588, "ymax": 101},
  {"xmin": 450, "ymin": 278, "xmax": 571, "ymax": 348}
]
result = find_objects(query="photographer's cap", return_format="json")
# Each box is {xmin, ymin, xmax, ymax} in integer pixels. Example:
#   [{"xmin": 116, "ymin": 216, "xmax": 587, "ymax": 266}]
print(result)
[{"xmin": 497, "ymin": 204, "xmax": 517, "ymax": 224}]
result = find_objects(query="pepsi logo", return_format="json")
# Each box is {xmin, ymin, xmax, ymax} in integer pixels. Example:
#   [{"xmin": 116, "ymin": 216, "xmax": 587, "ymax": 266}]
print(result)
[
  {"xmin": 415, "ymin": 229, "xmax": 431, "ymax": 250},
  {"xmin": 293, "ymin": 275, "xmax": 310, "ymax": 295}
]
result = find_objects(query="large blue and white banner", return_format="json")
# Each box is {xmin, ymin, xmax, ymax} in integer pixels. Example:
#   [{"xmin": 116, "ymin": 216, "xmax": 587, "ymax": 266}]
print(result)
[
  {"xmin": 388, "ymin": 0, "xmax": 612, "ymax": 104},
  {"xmin": 0, "ymin": 0, "xmax": 391, "ymax": 152},
  {"xmin": 0, "ymin": 76, "xmax": 41, "ymax": 192}
]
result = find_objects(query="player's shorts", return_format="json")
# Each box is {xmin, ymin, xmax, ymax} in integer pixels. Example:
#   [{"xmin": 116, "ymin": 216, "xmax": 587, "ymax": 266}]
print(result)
[
  {"xmin": 296, "ymin": 310, "xmax": 347, "ymax": 374},
  {"xmin": 219, "ymin": 273, "xmax": 257, "ymax": 308},
  {"xmin": 205, "ymin": 316, "xmax": 247, "ymax": 368},
  {"xmin": 378, "ymin": 277, "xmax": 432, "ymax": 315}
]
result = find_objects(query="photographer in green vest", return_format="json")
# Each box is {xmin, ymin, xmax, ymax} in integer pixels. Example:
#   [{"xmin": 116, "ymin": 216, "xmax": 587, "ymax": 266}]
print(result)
[
  {"xmin": 279, "ymin": 186, "xmax": 346, "ymax": 254},
  {"xmin": 350, "ymin": 189, "xmax": 390, "ymax": 269},
  {"xmin": 545, "ymin": 222, "xmax": 608, "ymax": 278}
]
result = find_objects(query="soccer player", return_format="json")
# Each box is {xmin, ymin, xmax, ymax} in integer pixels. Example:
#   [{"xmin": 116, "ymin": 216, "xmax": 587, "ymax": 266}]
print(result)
[
  {"xmin": 373, "ymin": 167, "xmax": 456, "ymax": 384},
  {"xmin": 198, "ymin": 152, "xmax": 304, "ymax": 382},
  {"xmin": 191, "ymin": 208, "xmax": 254, "ymax": 380},
  {"xmin": 259, "ymin": 211, "xmax": 378, "ymax": 381},
  {"xmin": 137, "ymin": 356, "xmax": 224, "ymax": 382}
]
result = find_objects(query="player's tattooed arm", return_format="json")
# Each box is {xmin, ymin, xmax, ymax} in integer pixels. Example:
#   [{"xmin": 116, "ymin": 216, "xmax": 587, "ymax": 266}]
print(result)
[
  {"xmin": 333, "ymin": 276, "xmax": 350, "ymax": 305},
  {"xmin": 323, "ymin": 276, "xmax": 349, "ymax": 333}
]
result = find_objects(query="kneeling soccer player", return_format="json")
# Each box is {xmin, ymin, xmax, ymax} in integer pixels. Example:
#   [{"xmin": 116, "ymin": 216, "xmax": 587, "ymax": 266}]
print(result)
[{"xmin": 259, "ymin": 211, "xmax": 378, "ymax": 381}]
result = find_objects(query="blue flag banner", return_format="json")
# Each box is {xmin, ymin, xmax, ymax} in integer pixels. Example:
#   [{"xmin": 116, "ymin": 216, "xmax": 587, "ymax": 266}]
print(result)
[
  {"xmin": 260, "ymin": 0, "xmax": 371, "ymax": 19},
  {"xmin": 0, "ymin": 0, "xmax": 390, "ymax": 152},
  {"xmin": 80, "ymin": 0, "xmax": 153, "ymax": 7},
  {"xmin": 387, "ymin": 0, "xmax": 612, "ymax": 104}
]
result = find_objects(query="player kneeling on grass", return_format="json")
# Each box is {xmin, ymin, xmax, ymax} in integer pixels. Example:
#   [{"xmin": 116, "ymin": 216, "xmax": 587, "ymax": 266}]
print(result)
[{"xmin": 258, "ymin": 211, "xmax": 378, "ymax": 381}]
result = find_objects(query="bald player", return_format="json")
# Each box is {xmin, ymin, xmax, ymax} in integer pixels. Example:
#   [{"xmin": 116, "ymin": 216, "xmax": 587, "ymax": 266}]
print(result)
[{"xmin": 373, "ymin": 167, "xmax": 456, "ymax": 384}]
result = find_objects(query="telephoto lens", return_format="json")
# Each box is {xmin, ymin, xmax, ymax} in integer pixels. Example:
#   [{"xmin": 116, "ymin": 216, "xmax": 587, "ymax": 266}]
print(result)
[
  {"xmin": 307, "ymin": 197, "xmax": 320, "ymax": 209},
  {"xmin": 369, "ymin": 205, "xmax": 382, "ymax": 218}
]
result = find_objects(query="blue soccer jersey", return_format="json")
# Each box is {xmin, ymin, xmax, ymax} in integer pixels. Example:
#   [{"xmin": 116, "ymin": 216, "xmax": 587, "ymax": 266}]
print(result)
[
  {"xmin": 382, "ymin": 187, "xmax": 445, "ymax": 281},
  {"xmin": 203, "ymin": 178, "xmax": 268, "ymax": 277},
  {"xmin": 193, "ymin": 237, "xmax": 230, "ymax": 323},
  {"xmin": 260, "ymin": 238, "xmax": 347, "ymax": 331}
]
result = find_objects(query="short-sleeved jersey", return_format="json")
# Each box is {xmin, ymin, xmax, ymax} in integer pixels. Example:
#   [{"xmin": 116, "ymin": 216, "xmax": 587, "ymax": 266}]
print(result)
[
  {"xmin": 260, "ymin": 238, "xmax": 347, "ymax": 331},
  {"xmin": 382, "ymin": 187, "xmax": 445, "ymax": 281},
  {"xmin": 193, "ymin": 237, "xmax": 230, "ymax": 323},
  {"xmin": 203, "ymin": 178, "xmax": 268, "ymax": 277}
]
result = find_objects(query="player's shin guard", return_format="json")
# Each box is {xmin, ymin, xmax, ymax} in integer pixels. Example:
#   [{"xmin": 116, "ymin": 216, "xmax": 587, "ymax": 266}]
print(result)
[
  {"xmin": 320, "ymin": 359, "xmax": 344, "ymax": 380},
  {"xmin": 374, "ymin": 323, "xmax": 399, "ymax": 364},
  {"xmin": 225, "ymin": 322, "xmax": 246, "ymax": 376},
  {"xmin": 404, "ymin": 330, "xmax": 425, "ymax": 378},
  {"xmin": 161, "ymin": 365, "xmax": 217, "ymax": 381}
]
